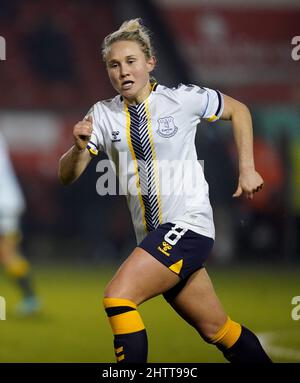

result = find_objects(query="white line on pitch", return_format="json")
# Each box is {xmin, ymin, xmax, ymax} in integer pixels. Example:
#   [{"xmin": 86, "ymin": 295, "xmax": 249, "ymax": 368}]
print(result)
[{"xmin": 258, "ymin": 332, "xmax": 300, "ymax": 361}]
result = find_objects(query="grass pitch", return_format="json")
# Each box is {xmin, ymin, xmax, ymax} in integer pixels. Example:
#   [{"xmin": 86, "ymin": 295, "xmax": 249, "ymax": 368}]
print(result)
[{"xmin": 0, "ymin": 263, "xmax": 299, "ymax": 363}]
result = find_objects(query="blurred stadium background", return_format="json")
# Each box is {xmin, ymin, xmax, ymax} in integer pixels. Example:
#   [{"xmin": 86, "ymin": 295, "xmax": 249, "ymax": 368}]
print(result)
[{"xmin": 0, "ymin": 0, "xmax": 300, "ymax": 362}]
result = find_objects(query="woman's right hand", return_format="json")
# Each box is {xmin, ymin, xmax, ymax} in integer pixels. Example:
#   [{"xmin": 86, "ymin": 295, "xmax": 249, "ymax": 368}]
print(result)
[{"xmin": 73, "ymin": 115, "xmax": 93, "ymax": 151}]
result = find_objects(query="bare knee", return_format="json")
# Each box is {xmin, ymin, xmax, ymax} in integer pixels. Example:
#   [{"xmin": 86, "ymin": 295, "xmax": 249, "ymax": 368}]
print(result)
[
  {"xmin": 104, "ymin": 282, "xmax": 124, "ymax": 299},
  {"xmin": 103, "ymin": 280, "xmax": 140, "ymax": 305}
]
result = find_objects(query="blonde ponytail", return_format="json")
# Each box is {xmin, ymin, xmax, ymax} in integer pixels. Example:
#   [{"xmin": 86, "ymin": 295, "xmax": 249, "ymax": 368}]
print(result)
[
  {"xmin": 102, "ymin": 18, "xmax": 155, "ymax": 62},
  {"xmin": 119, "ymin": 18, "xmax": 141, "ymax": 33}
]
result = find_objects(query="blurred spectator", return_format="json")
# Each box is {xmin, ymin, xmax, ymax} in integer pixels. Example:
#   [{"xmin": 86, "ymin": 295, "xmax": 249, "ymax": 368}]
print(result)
[
  {"xmin": 234, "ymin": 137, "xmax": 285, "ymax": 259},
  {"xmin": 253, "ymin": 95, "xmax": 300, "ymax": 260},
  {"xmin": 196, "ymin": 123, "xmax": 236, "ymax": 263},
  {"xmin": 290, "ymin": 139, "xmax": 300, "ymax": 257},
  {"xmin": 289, "ymin": 84, "xmax": 300, "ymax": 257}
]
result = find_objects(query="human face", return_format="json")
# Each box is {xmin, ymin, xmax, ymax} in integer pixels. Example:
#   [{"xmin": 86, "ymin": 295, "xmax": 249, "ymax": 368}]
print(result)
[{"xmin": 106, "ymin": 40, "xmax": 155, "ymax": 105}]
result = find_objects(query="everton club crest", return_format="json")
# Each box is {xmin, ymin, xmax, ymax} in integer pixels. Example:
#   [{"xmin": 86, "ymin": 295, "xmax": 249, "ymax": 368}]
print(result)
[{"xmin": 156, "ymin": 116, "xmax": 178, "ymax": 138}]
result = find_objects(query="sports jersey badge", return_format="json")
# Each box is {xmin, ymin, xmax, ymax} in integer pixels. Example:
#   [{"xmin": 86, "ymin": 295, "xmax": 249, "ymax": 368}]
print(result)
[{"xmin": 156, "ymin": 116, "xmax": 178, "ymax": 138}]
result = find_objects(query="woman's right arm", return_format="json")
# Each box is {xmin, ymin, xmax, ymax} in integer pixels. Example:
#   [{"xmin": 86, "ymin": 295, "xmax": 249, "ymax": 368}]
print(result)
[{"xmin": 58, "ymin": 116, "xmax": 94, "ymax": 185}]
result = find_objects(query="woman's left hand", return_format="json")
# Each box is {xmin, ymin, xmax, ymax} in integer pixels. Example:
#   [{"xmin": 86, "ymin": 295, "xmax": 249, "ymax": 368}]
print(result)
[{"xmin": 232, "ymin": 169, "xmax": 264, "ymax": 199}]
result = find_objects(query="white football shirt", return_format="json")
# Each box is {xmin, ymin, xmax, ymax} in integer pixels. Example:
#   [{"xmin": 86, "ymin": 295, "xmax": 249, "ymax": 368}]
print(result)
[
  {"xmin": 87, "ymin": 83, "xmax": 224, "ymax": 243},
  {"xmin": 0, "ymin": 131, "xmax": 25, "ymax": 233}
]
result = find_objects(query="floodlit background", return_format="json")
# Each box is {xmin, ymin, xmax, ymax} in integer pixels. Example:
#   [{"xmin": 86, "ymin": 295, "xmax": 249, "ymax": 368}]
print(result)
[{"xmin": 0, "ymin": 0, "xmax": 300, "ymax": 362}]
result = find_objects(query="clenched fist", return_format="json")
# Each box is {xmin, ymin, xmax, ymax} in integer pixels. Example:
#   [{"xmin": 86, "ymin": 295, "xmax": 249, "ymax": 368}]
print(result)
[
  {"xmin": 233, "ymin": 168, "xmax": 264, "ymax": 200},
  {"xmin": 73, "ymin": 115, "xmax": 93, "ymax": 151}
]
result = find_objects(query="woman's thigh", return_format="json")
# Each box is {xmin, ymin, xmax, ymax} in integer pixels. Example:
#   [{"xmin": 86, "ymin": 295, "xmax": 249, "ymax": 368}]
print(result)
[
  {"xmin": 104, "ymin": 246, "xmax": 180, "ymax": 305},
  {"xmin": 166, "ymin": 268, "xmax": 227, "ymax": 339}
]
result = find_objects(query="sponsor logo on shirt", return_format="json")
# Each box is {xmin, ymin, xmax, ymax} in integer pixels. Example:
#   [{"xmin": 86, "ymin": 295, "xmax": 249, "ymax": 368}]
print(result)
[
  {"xmin": 111, "ymin": 130, "xmax": 121, "ymax": 142},
  {"xmin": 157, "ymin": 241, "xmax": 172, "ymax": 256}
]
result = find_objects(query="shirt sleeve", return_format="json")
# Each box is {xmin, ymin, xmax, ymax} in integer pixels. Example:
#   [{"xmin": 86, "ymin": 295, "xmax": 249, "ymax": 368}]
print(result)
[
  {"xmin": 176, "ymin": 84, "xmax": 224, "ymax": 122},
  {"xmin": 84, "ymin": 103, "xmax": 105, "ymax": 156}
]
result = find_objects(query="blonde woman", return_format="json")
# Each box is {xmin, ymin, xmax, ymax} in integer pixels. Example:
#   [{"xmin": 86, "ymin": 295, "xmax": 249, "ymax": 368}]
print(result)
[{"xmin": 59, "ymin": 19, "xmax": 270, "ymax": 363}]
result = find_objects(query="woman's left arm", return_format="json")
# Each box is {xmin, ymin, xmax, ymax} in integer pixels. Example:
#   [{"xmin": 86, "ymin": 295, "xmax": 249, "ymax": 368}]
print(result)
[{"xmin": 220, "ymin": 94, "xmax": 264, "ymax": 199}]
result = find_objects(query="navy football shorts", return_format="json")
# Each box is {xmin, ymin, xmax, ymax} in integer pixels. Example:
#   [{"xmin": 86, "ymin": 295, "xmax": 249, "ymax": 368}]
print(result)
[{"xmin": 138, "ymin": 222, "xmax": 214, "ymax": 281}]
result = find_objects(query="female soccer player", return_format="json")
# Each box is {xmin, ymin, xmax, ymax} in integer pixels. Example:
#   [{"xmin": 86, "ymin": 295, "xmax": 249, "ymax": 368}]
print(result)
[
  {"xmin": 59, "ymin": 19, "xmax": 271, "ymax": 363},
  {"xmin": 0, "ymin": 131, "xmax": 40, "ymax": 316}
]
